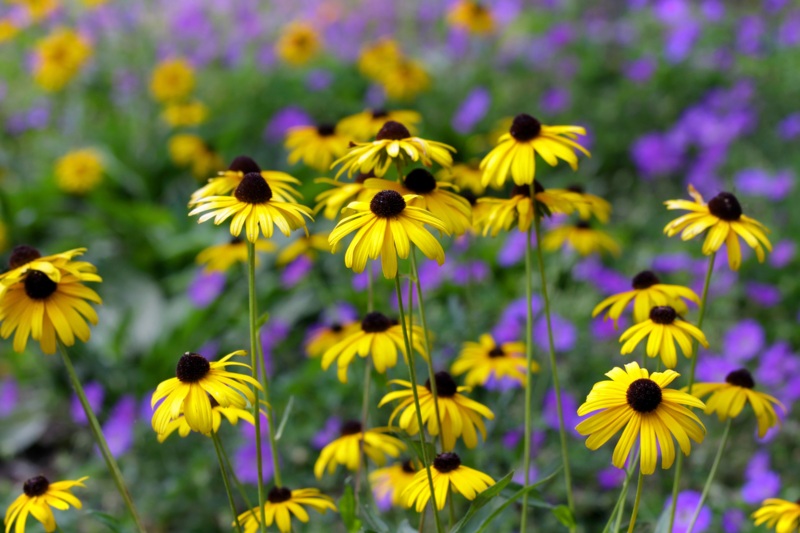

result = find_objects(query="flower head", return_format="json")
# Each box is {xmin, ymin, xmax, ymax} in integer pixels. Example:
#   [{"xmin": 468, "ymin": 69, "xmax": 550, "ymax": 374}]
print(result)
[
  {"xmin": 196, "ymin": 237, "xmax": 275, "ymax": 273},
  {"xmin": 313, "ymin": 173, "xmax": 378, "ymax": 220},
  {"xmin": 161, "ymin": 100, "xmax": 208, "ymax": 127},
  {"xmin": 285, "ymin": 124, "xmax": 349, "ymax": 171},
  {"xmin": 305, "ymin": 320, "xmax": 361, "ymax": 358},
  {"xmin": 337, "ymin": 109, "xmax": 421, "ymax": 142},
  {"xmin": 447, "ymin": 1, "xmax": 495, "ymax": 34},
  {"xmin": 358, "ymin": 39, "xmax": 402, "ymax": 81},
  {"xmin": 402, "ymin": 452, "xmax": 494, "ymax": 511},
  {"xmin": 168, "ymin": 134, "xmax": 223, "ymax": 178},
  {"xmin": 439, "ymin": 161, "xmax": 486, "ymax": 196},
  {"xmin": 149, "ymin": 57, "xmax": 195, "ymax": 103},
  {"xmin": 543, "ymin": 221, "xmax": 620, "ymax": 257},
  {"xmin": 477, "ymin": 182, "xmax": 585, "ymax": 236},
  {"xmin": 236, "ymin": 486, "xmax": 336, "ymax": 533},
  {"xmin": 752, "ymin": 498, "xmax": 800, "ymax": 533},
  {"xmin": 157, "ymin": 402, "xmax": 254, "ymax": 442},
  {"xmin": 189, "ymin": 155, "xmax": 302, "ymax": 206},
  {"xmin": 4, "ymin": 475, "xmax": 88, "ymax": 533},
  {"xmin": 55, "ymin": 149, "xmax": 103, "ymax": 195},
  {"xmin": 564, "ymin": 184, "xmax": 612, "ymax": 223},
  {"xmin": 33, "ymin": 28, "xmax": 92, "ymax": 92},
  {"xmin": 369, "ymin": 460, "xmax": 418, "ymax": 509},
  {"xmin": 619, "ymin": 306, "xmax": 709, "ymax": 368},
  {"xmin": 379, "ymin": 58, "xmax": 430, "ymax": 101},
  {"xmin": 314, "ymin": 421, "xmax": 406, "ymax": 478},
  {"xmin": 451, "ymin": 333, "xmax": 539, "ymax": 388},
  {"xmin": 275, "ymin": 22, "xmax": 320, "ymax": 65},
  {"xmin": 276, "ymin": 233, "xmax": 330, "ymax": 267}
]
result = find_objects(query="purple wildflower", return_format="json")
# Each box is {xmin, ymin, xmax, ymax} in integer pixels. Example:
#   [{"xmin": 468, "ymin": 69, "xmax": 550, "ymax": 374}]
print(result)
[
  {"xmin": 742, "ymin": 452, "xmax": 781, "ymax": 504},
  {"xmin": 234, "ymin": 412, "xmax": 274, "ymax": 484},
  {"xmin": 722, "ymin": 509, "xmax": 745, "ymax": 533},
  {"xmin": 452, "ymin": 87, "xmax": 491, "ymax": 134},
  {"xmin": 543, "ymin": 389, "xmax": 584, "ymax": 437},
  {"xmin": 534, "ymin": 314, "xmax": 575, "ymax": 353},
  {"xmin": 745, "ymin": 282, "xmax": 781, "ymax": 307},
  {"xmin": 769, "ymin": 240, "xmax": 795, "ymax": 268},
  {"xmin": 188, "ymin": 270, "xmax": 226, "ymax": 308},
  {"xmin": 71, "ymin": 381, "xmax": 105, "ymax": 425},
  {"xmin": 624, "ymin": 57, "xmax": 657, "ymax": 83},
  {"xmin": 630, "ymin": 133, "xmax": 683, "ymax": 179},
  {"xmin": 540, "ymin": 88, "xmax": 571, "ymax": 114},
  {"xmin": 264, "ymin": 107, "xmax": 312, "ymax": 142},
  {"xmin": 734, "ymin": 168, "xmax": 794, "ymax": 201},
  {"xmin": 312, "ymin": 416, "xmax": 342, "ymax": 449},
  {"xmin": 777, "ymin": 113, "xmax": 800, "ymax": 140},
  {"xmin": 281, "ymin": 256, "xmax": 313, "ymax": 288},
  {"xmin": 663, "ymin": 490, "xmax": 712, "ymax": 533},
  {"xmin": 0, "ymin": 377, "xmax": 18, "ymax": 417},
  {"xmin": 102, "ymin": 396, "xmax": 137, "ymax": 458},
  {"xmin": 722, "ymin": 319, "xmax": 764, "ymax": 362},
  {"xmin": 597, "ymin": 466, "xmax": 626, "ymax": 490}
]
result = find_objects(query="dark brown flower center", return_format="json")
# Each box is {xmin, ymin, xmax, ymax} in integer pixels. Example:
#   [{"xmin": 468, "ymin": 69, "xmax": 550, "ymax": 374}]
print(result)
[
  {"xmin": 376, "ymin": 121, "xmax": 410, "ymax": 141},
  {"xmin": 626, "ymin": 378, "xmax": 662, "ymax": 413},
  {"xmin": 567, "ymin": 184, "xmax": 585, "ymax": 194},
  {"xmin": 370, "ymin": 190, "xmax": 406, "ymax": 218},
  {"xmin": 371, "ymin": 109, "xmax": 388, "ymax": 119},
  {"xmin": 267, "ymin": 486, "xmax": 292, "ymax": 503},
  {"xmin": 511, "ymin": 182, "xmax": 543, "ymax": 198},
  {"xmin": 401, "ymin": 459, "xmax": 416, "ymax": 473},
  {"xmin": 404, "ymin": 169, "xmax": 437, "ymax": 194},
  {"xmin": 509, "ymin": 114, "xmax": 542, "ymax": 141},
  {"xmin": 460, "ymin": 190, "xmax": 477, "ymax": 206},
  {"xmin": 433, "ymin": 452, "xmax": 461, "ymax": 473},
  {"xmin": 649, "ymin": 306, "xmax": 677, "ymax": 324},
  {"xmin": 317, "ymin": 124, "xmax": 335, "ymax": 136},
  {"xmin": 229, "ymin": 237, "xmax": 242, "ymax": 245},
  {"xmin": 488, "ymin": 346, "xmax": 505, "ymax": 358},
  {"xmin": 23, "ymin": 476, "xmax": 49, "ymax": 497},
  {"xmin": 228, "ymin": 155, "xmax": 261, "ymax": 174},
  {"xmin": 24, "ymin": 271, "xmax": 57, "ymax": 300},
  {"xmin": 176, "ymin": 352, "xmax": 210, "ymax": 382},
  {"xmin": 234, "ymin": 173, "xmax": 273, "ymax": 204},
  {"xmin": 576, "ymin": 221, "xmax": 591, "ymax": 229},
  {"xmin": 707, "ymin": 192, "xmax": 742, "ymax": 221},
  {"xmin": 361, "ymin": 312, "xmax": 393, "ymax": 333},
  {"xmin": 330, "ymin": 322, "xmax": 343, "ymax": 333},
  {"xmin": 355, "ymin": 171, "xmax": 374, "ymax": 184},
  {"xmin": 725, "ymin": 368, "xmax": 755, "ymax": 389},
  {"xmin": 632, "ymin": 271, "xmax": 660, "ymax": 290},
  {"xmin": 340, "ymin": 420, "xmax": 362, "ymax": 436},
  {"xmin": 425, "ymin": 371, "xmax": 457, "ymax": 397},
  {"xmin": 9, "ymin": 245, "xmax": 42, "ymax": 269}
]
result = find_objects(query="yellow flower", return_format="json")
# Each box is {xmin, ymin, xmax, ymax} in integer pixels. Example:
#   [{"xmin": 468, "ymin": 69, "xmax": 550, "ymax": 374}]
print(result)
[
  {"xmin": 157, "ymin": 403, "xmax": 254, "ymax": 442},
  {"xmin": 275, "ymin": 22, "xmax": 320, "ymax": 65},
  {"xmin": 54, "ymin": 148, "xmax": 103, "ymax": 195},
  {"xmin": 379, "ymin": 372, "xmax": 494, "ymax": 451},
  {"xmin": 451, "ymin": 333, "xmax": 538, "ymax": 388},
  {"xmin": 337, "ymin": 109, "xmax": 421, "ymax": 142},
  {"xmin": 276, "ymin": 233, "xmax": 330, "ymax": 266},
  {"xmin": 314, "ymin": 421, "xmax": 406, "ymax": 478},
  {"xmin": 327, "ymin": 190, "xmax": 448, "ymax": 279},
  {"xmin": 236, "ymin": 487, "xmax": 337, "ymax": 533},
  {"xmin": 285, "ymin": 124, "xmax": 350, "ymax": 171},
  {"xmin": 9, "ymin": 0, "xmax": 58, "ymax": 21},
  {"xmin": 542, "ymin": 221, "xmax": 620, "ymax": 257},
  {"xmin": 321, "ymin": 311, "xmax": 426, "ymax": 383},
  {"xmin": 379, "ymin": 58, "xmax": 430, "ymax": 101},
  {"xmin": 447, "ymin": 1, "xmax": 495, "ymax": 34},
  {"xmin": 0, "ymin": 246, "xmax": 89, "ymax": 293},
  {"xmin": 0, "ymin": 18, "xmax": 20, "ymax": 43},
  {"xmin": 690, "ymin": 368, "xmax": 785, "ymax": 438},
  {"xmin": 619, "ymin": 306, "xmax": 709, "ymax": 369},
  {"xmin": 592, "ymin": 270, "xmax": 700, "ymax": 326},
  {"xmin": 369, "ymin": 461, "xmax": 418, "ymax": 508},
  {"xmin": 480, "ymin": 114, "xmax": 590, "ymax": 188},
  {"xmin": 438, "ymin": 161, "xmax": 486, "ymax": 196},
  {"xmin": 33, "ymin": 28, "xmax": 92, "ymax": 92},
  {"xmin": 196, "ymin": 237, "xmax": 275, "ymax": 273},
  {"xmin": 403, "ymin": 452, "xmax": 494, "ymax": 511},
  {"xmin": 168, "ymin": 134, "xmax": 223, "ymax": 178},
  {"xmin": 151, "ymin": 351, "xmax": 261, "ymax": 436},
  {"xmin": 189, "ymin": 156, "xmax": 301, "ymax": 206},
  {"xmin": 150, "ymin": 57, "xmax": 195, "ymax": 103},
  {"xmin": 313, "ymin": 173, "xmax": 377, "ymax": 220},
  {"xmin": 576, "ymin": 362, "xmax": 706, "ymax": 475},
  {"xmin": 4, "ymin": 475, "xmax": 88, "ymax": 533},
  {"xmin": 752, "ymin": 498, "xmax": 800, "ymax": 533},
  {"xmin": 305, "ymin": 320, "xmax": 361, "ymax": 358},
  {"xmin": 332, "ymin": 121, "xmax": 455, "ymax": 179},
  {"xmin": 161, "ymin": 100, "xmax": 208, "ymax": 127},
  {"xmin": 563, "ymin": 184, "xmax": 612, "ymax": 223},
  {"xmin": 664, "ymin": 185, "xmax": 771, "ymax": 271},
  {"xmin": 358, "ymin": 38, "xmax": 402, "ymax": 81}
]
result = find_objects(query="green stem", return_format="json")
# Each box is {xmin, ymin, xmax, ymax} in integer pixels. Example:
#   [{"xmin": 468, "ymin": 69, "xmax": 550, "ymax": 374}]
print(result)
[
  {"xmin": 667, "ymin": 252, "xmax": 716, "ymax": 532},
  {"xmin": 218, "ymin": 432, "xmax": 253, "ymax": 510},
  {"xmin": 213, "ymin": 433, "xmax": 244, "ymax": 533},
  {"xmin": 367, "ymin": 263, "xmax": 374, "ymax": 313},
  {"xmin": 58, "ymin": 343, "xmax": 146, "ymax": 533},
  {"xmin": 604, "ymin": 448, "xmax": 641, "ymax": 533},
  {"xmin": 520, "ymin": 221, "xmax": 535, "ymax": 532},
  {"xmin": 686, "ymin": 419, "xmax": 732, "ymax": 533},
  {"xmin": 354, "ymin": 359, "xmax": 372, "ymax": 508},
  {"xmin": 627, "ymin": 469, "xmax": 644, "ymax": 533},
  {"xmin": 394, "ymin": 276, "xmax": 444, "ymax": 533}
]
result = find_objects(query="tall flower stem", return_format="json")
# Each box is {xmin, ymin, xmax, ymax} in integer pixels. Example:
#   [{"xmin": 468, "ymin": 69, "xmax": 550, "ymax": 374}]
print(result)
[
  {"xmin": 668, "ymin": 252, "xmax": 716, "ymax": 531},
  {"xmin": 627, "ymin": 469, "xmax": 644, "ymax": 533},
  {"xmin": 213, "ymin": 433, "xmax": 244, "ymax": 533},
  {"xmin": 520, "ymin": 221, "xmax": 536, "ymax": 532},
  {"xmin": 354, "ymin": 358, "xmax": 372, "ymax": 508},
  {"xmin": 218, "ymin": 433, "xmax": 253, "ymax": 510},
  {"xmin": 605, "ymin": 448, "xmax": 641, "ymax": 533},
  {"xmin": 394, "ymin": 276, "xmax": 444, "ymax": 533},
  {"xmin": 58, "ymin": 343, "xmax": 146, "ymax": 533},
  {"xmin": 686, "ymin": 418, "xmax": 732, "ymax": 533}
]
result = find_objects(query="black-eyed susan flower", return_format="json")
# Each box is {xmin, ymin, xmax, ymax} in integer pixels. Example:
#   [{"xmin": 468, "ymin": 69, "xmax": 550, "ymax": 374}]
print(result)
[
  {"xmin": 0, "ymin": 247, "xmax": 101, "ymax": 354},
  {"xmin": 565, "ymin": 184, "xmax": 612, "ymax": 223},
  {"xmin": 327, "ymin": 190, "xmax": 448, "ymax": 279},
  {"xmin": 447, "ymin": 1, "xmax": 495, "ymax": 34},
  {"xmin": 275, "ymin": 22, "xmax": 320, "ymax": 65},
  {"xmin": 151, "ymin": 351, "xmax": 261, "ymax": 436},
  {"xmin": 379, "ymin": 58, "xmax": 431, "ymax": 101},
  {"xmin": 752, "ymin": 498, "xmax": 800, "ymax": 533},
  {"xmin": 331, "ymin": 121, "xmax": 455, "ymax": 179},
  {"xmin": 690, "ymin": 368, "xmax": 785, "ymax": 438},
  {"xmin": 403, "ymin": 452, "xmax": 494, "ymax": 511},
  {"xmin": 358, "ymin": 38, "xmax": 402, "ymax": 81},
  {"xmin": 337, "ymin": 109, "xmax": 421, "ymax": 142},
  {"xmin": 576, "ymin": 362, "xmax": 706, "ymax": 475},
  {"xmin": 196, "ymin": 237, "xmax": 275, "ymax": 273},
  {"xmin": 451, "ymin": 333, "xmax": 538, "ymax": 388},
  {"xmin": 161, "ymin": 100, "xmax": 208, "ymax": 127},
  {"xmin": 477, "ymin": 182, "xmax": 584, "ymax": 237},
  {"xmin": 370, "ymin": 460, "xmax": 418, "ymax": 509},
  {"xmin": 592, "ymin": 270, "xmax": 700, "ymax": 326},
  {"xmin": 33, "ymin": 28, "xmax": 92, "ymax": 92},
  {"xmin": 236, "ymin": 486, "xmax": 337, "ymax": 533},
  {"xmin": 54, "ymin": 149, "xmax": 103, "ymax": 195},
  {"xmin": 285, "ymin": 124, "xmax": 350, "ymax": 171},
  {"xmin": 379, "ymin": 371, "xmax": 494, "ymax": 451},
  {"xmin": 157, "ymin": 402, "xmax": 254, "ymax": 442},
  {"xmin": 619, "ymin": 306, "xmax": 709, "ymax": 369},
  {"xmin": 149, "ymin": 57, "xmax": 194, "ymax": 103},
  {"xmin": 189, "ymin": 155, "xmax": 302, "ymax": 206},
  {"xmin": 313, "ymin": 421, "xmax": 406, "ymax": 478},
  {"xmin": 480, "ymin": 114, "xmax": 590, "ymax": 188},
  {"xmin": 438, "ymin": 161, "xmax": 486, "ymax": 196},
  {"xmin": 4, "ymin": 475, "xmax": 88, "ymax": 533},
  {"xmin": 313, "ymin": 173, "xmax": 378, "ymax": 220},
  {"xmin": 542, "ymin": 221, "xmax": 620, "ymax": 257},
  {"xmin": 664, "ymin": 185, "xmax": 771, "ymax": 271},
  {"xmin": 305, "ymin": 320, "xmax": 361, "ymax": 358},
  {"xmin": 168, "ymin": 134, "xmax": 223, "ymax": 178},
  {"xmin": 366, "ymin": 169, "xmax": 472, "ymax": 235},
  {"xmin": 321, "ymin": 311, "xmax": 426, "ymax": 383},
  {"xmin": 276, "ymin": 233, "xmax": 330, "ymax": 267}
]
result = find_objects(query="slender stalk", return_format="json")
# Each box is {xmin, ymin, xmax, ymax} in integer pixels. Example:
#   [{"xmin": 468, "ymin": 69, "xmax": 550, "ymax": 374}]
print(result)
[
  {"xmin": 213, "ymin": 433, "xmax": 244, "ymax": 533},
  {"xmin": 605, "ymin": 448, "xmax": 641, "ymax": 533},
  {"xmin": 394, "ymin": 276, "xmax": 444, "ymax": 533},
  {"xmin": 354, "ymin": 359, "xmax": 372, "ymax": 507},
  {"xmin": 58, "ymin": 343, "xmax": 146, "ymax": 533},
  {"xmin": 218, "ymin": 433, "xmax": 253, "ymax": 510},
  {"xmin": 668, "ymin": 252, "xmax": 716, "ymax": 531},
  {"xmin": 686, "ymin": 419, "xmax": 732, "ymax": 533},
  {"xmin": 367, "ymin": 263, "xmax": 374, "ymax": 313},
  {"xmin": 520, "ymin": 222, "xmax": 536, "ymax": 532},
  {"xmin": 627, "ymin": 470, "xmax": 644, "ymax": 533}
]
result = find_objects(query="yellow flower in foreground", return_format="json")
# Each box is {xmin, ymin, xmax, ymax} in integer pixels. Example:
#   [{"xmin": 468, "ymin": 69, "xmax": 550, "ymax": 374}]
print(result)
[
  {"xmin": 480, "ymin": 113, "xmax": 590, "ymax": 188},
  {"xmin": 55, "ymin": 149, "xmax": 103, "ymax": 195},
  {"xmin": 379, "ymin": 58, "xmax": 430, "ymax": 101},
  {"xmin": 314, "ymin": 421, "xmax": 406, "ymax": 478},
  {"xmin": 236, "ymin": 487, "xmax": 337, "ymax": 533},
  {"xmin": 328, "ymin": 190, "xmax": 448, "ymax": 279},
  {"xmin": 196, "ymin": 237, "xmax": 275, "ymax": 273},
  {"xmin": 275, "ymin": 22, "xmax": 320, "ymax": 65},
  {"xmin": 313, "ymin": 173, "xmax": 377, "ymax": 220},
  {"xmin": 157, "ymin": 403, "xmax": 254, "ymax": 442},
  {"xmin": 189, "ymin": 156, "xmax": 301, "ymax": 206},
  {"xmin": 4, "ymin": 475, "xmax": 88, "ymax": 533},
  {"xmin": 690, "ymin": 368, "xmax": 785, "ymax": 438},
  {"xmin": 305, "ymin": 320, "xmax": 360, "ymax": 358},
  {"xmin": 619, "ymin": 306, "xmax": 708, "ymax": 369},
  {"xmin": 0, "ymin": 246, "xmax": 88, "ymax": 292},
  {"xmin": 337, "ymin": 109, "xmax": 421, "ymax": 142},
  {"xmin": 276, "ymin": 233, "xmax": 330, "ymax": 266},
  {"xmin": 752, "ymin": 498, "xmax": 800, "ymax": 533},
  {"xmin": 379, "ymin": 372, "xmax": 494, "ymax": 451},
  {"xmin": 33, "ymin": 28, "xmax": 92, "ymax": 92},
  {"xmin": 150, "ymin": 57, "xmax": 195, "ymax": 103},
  {"xmin": 285, "ymin": 124, "xmax": 350, "ymax": 171},
  {"xmin": 151, "ymin": 351, "xmax": 261, "ymax": 436},
  {"xmin": 161, "ymin": 100, "xmax": 208, "ymax": 127},
  {"xmin": 403, "ymin": 452, "xmax": 494, "ymax": 511},
  {"xmin": 451, "ymin": 333, "xmax": 538, "ymax": 388},
  {"xmin": 543, "ymin": 221, "xmax": 620, "ymax": 257},
  {"xmin": 664, "ymin": 185, "xmax": 771, "ymax": 271},
  {"xmin": 358, "ymin": 38, "xmax": 402, "ymax": 80},
  {"xmin": 370, "ymin": 461, "xmax": 418, "ymax": 508},
  {"xmin": 447, "ymin": 0, "xmax": 495, "ymax": 34},
  {"xmin": 577, "ymin": 362, "xmax": 706, "ymax": 475},
  {"xmin": 592, "ymin": 270, "xmax": 700, "ymax": 326}
]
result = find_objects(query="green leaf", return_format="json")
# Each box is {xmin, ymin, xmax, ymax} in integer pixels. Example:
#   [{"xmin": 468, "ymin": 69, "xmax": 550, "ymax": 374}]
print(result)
[
  {"xmin": 403, "ymin": 436, "xmax": 436, "ymax": 465},
  {"xmin": 86, "ymin": 510, "xmax": 123, "ymax": 532},
  {"xmin": 256, "ymin": 312, "xmax": 270, "ymax": 328},
  {"xmin": 552, "ymin": 505, "xmax": 576, "ymax": 529},
  {"xmin": 358, "ymin": 503, "xmax": 390, "ymax": 533},
  {"xmin": 474, "ymin": 483, "xmax": 545, "ymax": 533},
  {"xmin": 449, "ymin": 471, "xmax": 515, "ymax": 533},
  {"xmin": 338, "ymin": 485, "xmax": 362, "ymax": 532},
  {"xmin": 274, "ymin": 395, "xmax": 294, "ymax": 441}
]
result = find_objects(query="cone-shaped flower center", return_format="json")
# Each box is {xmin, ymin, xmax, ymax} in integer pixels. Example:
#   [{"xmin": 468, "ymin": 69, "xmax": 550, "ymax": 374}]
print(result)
[
  {"xmin": 460, "ymin": 190, "xmax": 477, "ymax": 206},
  {"xmin": 176, "ymin": 352, "xmax": 211, "ymax": 383},
  {"xmin": 509, "ymin": 113, "xmax": 542, "ymax": 141},
  {"xmin": 632, "ymin": 270, "xmax": 660, "ymax": 290},
  {"xmin": 340, "ymin": 420, "xmax": 362, "ymax": 436},
  {"xmin": 433, "ymin": 452, "xmax": 461, "ymax": 473},
  {"xmin": 626, "ymin": 378, "xmax": 662, "ymax": 413},
  {"xmin": 330, "ymin": 322, "xmax": 343, "ymax": 333},
  {"xmin": 9, "ymin": 245, "xmax": 42, "ymax": 269},
  {"xmin": 576, "ymin": 221, "xmax": 591, "ymax": 229},
  {"xmin": 725, "ymin": 368, "xmax": 755, "ymax": 389},
  {"xmin": 228, "ymin": 155, "xmax": 261, "ymax": 174},
  {"xmin": 401, "ymin": 459, "xmax": 416, "ymax": 473},
  {"xmin": 376, "ymin": 121, "xmax": 410, "ymax": 141},
  {"xmin": 707, "ymin": 192, "xmax": 742, "ymax": 221},
  {"xmin": 370, "ymin": 190, "xmax": 406, "ymax": 218},
  {"xmin": 488, "ymin": 346, "xmax": 505, "ymax": 358},
  {"xmin": 24, "ymin": 271, "xmax": 57, "ymax": 300},
  {"xmin": 371, "ymin": 109, "xmax": 388, "ymax": 119},
  {"xmin": 361, "ymin": 312, "xmax": 393, "ymax": 333},
  {"xmin": 567, "ymin": 184, "xmax": 585, "ymax": 193},
  {"xmin": 23, "ymin": 476, "xmax": 49, "ymax": 497},
  {"xmin": 234, "ymin": 173, "xmax": 273, "ymax": 204},
  {"xmin": 649, "ymin": 306, "xmax": 677, "ymax": 324},
  {"xmin": 267, "ymin": 486, "xmax": 292, "ymax": 503},
  {"xmin": 425, "ymin": 371, "xmax": 458, "ymax": 397},
  {"xmin": 511, "ymin": 181, "xmax": 544, "ymax": 198},
  {"xmin": 317, "ymin": 124, "xmax": 335, "ymax": 136},
  {"xmin": 404, "ymin": 169, "xmax": 437, "ymax": 194},
  {"xmin": 229, "ymin": 237, "xmax": 242, "ymax": 245}
]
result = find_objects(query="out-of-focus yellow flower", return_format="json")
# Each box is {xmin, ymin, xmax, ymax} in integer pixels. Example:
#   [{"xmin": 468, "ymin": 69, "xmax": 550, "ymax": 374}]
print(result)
[
  {"xmin": 447, "ymin": 1, "xmax": 495, "ymax": 34},
  {"xmin": 81, "ymin": 0, "xmax": 108, "ymax": 7},
  {"xmin": 0, "ymin": 18, "xmax": 21, "ymax": 43},
  {"xmin": 168, "ymin": 134, "xmax": 223, "ymax": 179},
  {"xmin": 55, "ymin": 148, "xmax": 103, "ymax": 195},
  {"xmin": 33, "ymin": 28, "xmax": 92, "ymax": 92},
  {"xmin": 10, "ymin": 0, "xmax": 59, "ymax": 21},
  {"xmin": 276, "ymin": 22, "xmax": 320, "ymax": 66},
  {"xmin": 150, "ymin": 57, "xmax": 195, "ymax": 103},
  {"xmin": 379, "ymin": 58, "xmax": 429, "ymax": 101},
  {"xmin": 161, "ymin": 100, "xmax": 208, "ymax": 127},
  {"xmin": 358, "ymin": 38, "xmax": 402, "ymax": 81}
]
